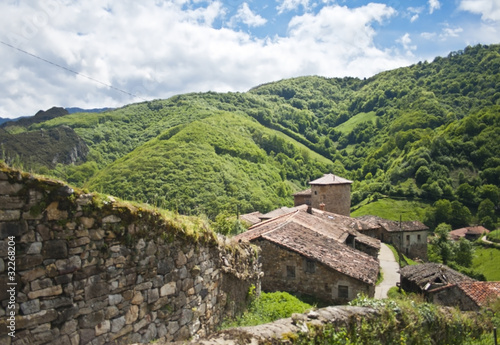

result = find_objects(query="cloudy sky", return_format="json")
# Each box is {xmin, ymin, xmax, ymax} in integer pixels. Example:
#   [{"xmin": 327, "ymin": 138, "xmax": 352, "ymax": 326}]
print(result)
[{"xmin": 1, "ymin": 0, "xmax": 499, "ymax": 118}]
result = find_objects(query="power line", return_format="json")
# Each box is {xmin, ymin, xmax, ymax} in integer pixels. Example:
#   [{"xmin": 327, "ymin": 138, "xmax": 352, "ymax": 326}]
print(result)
[{"xmin": 0, "ymin": 40, "xmax": 148, "ymax": 102}]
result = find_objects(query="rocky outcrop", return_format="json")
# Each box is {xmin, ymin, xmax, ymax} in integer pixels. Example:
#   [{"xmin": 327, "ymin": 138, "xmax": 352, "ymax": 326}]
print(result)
[{"xmin": 0, "ymin": 164, "xmax": 261, "ymax": 345}]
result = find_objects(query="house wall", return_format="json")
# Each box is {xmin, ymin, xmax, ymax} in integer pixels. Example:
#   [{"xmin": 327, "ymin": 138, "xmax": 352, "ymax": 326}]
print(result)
[
  {"xmin": 0, "ymin": 168, "xmax": 260, "ymax": 345},
  {"xmin": 389, "ymin": 230, "xmax": 428, "ymax": 261},
  {"xmin": 310, "ymin": 184, "xmax": 351, "ymax": 217},
  {"xmin": 256, "ymin": 240, "xmax": 374, "ymax": 304},
  {"xmin": 293, "ymin": 194, "xmax": 310, "ymax": 208},
  {"xmin": 429, "ymin": 286, "xmax": 479, "ymax": 311}
]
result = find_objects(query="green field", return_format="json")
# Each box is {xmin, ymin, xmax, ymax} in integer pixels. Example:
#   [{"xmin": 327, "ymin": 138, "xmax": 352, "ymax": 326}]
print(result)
[
  {"xmin": 472, "ymin": 246, "xmax": 500, "ymax": 281},
  {"xmin": 351, "ymin": 197, "xmax": 429, "ymax": 222},
  {"xmin": 334, "ymin": 111, "xmax": 377, "ymax": 134}
]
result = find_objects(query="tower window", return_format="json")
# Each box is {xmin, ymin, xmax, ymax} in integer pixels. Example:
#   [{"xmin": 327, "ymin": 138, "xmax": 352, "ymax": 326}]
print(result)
[
  {"xmin": 287, "ymin": 265, "xmax": 296, "ymax": 279},
  {"xmin": 338, "ymin": 285, "xmax": 349, "ymax": 299}
]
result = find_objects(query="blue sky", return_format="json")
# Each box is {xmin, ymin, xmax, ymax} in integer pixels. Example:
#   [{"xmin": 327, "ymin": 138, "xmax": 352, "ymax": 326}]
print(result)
[{"xmin": 1, "ymin": 0, "xmax": 499, "ymax": 118}]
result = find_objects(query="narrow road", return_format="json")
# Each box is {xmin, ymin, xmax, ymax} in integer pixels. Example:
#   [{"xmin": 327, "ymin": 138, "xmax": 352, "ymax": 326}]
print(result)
[{"xmin": 375, "ymin": 243, "xmax": 400, "ymax": 299}]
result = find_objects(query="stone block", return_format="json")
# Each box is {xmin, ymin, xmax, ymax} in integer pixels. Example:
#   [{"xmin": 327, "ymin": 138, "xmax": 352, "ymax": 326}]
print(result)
[
  {"xmin": 102, "ymin": 215, "xmax": 121, "ymax": 223},
  {"xmin": 15, "ymin": 309, "xmax": 58, "ymax": 330},
  {"xmin": 111, "ymin": 316, "xmax": 126, "ymax": 333},
  {"xmin": 84, "ymin": 281, "xmax": 109, "ymax": 300},
  {"xmin": 19, "ymin": 267, "xmax": 46, "ymax": 283},
  {"xmin": 95, "ymin": 320, "xmax": 110, "ymax": 336},
  {"xmin": 160, "ymin": 282, "xmax": 177, "ymax": 297},
  {"xmin": 42, "ymin": 240, "xmax": 68, "ymax": 259},
  {"xmin": 80, "ymin": 217, "xmax": 95, "ymax": 229},
  {"xmin": 0, "ymin": 221, "xmax": 27, "ymax": 239},
  {"xmin": 26, "ymin": 242, "xmax": 42, "ymax": 254},
  {"xmin": 109, "ymin": 324, "xmax": 133, "ymax": 341},
  {"xmin": 108, "ymin": 294, "xmax": 122, "ymax": 306},
  {"xmin": 0, "ymin": 181, "xmax": 23, "ymax": 195},
  {"xmin": 79, "ymin": 328, "xmax": 95, "ymax": 345},
  {"xmin": 46, "ymin": 202, "xmax": 68, "ymax": 221},
  {"xmin": 18, "ymin": 255, "xmax": 44, "ymax": 271},
  {"xmin": 67, "ymin": 237, "xmax": 90, "ymax": 248},
  {"xmin": 61, "ymin": 320, "xmax": 78, "ymax": 335},
  {"xmin": 20, "ymin": 299, "xmax": 40, "ymax": 315},
  {"xmin": 148, "ymin": 288, "xmax": 159, "ymax": 304},
  {"xmin": 0, "ymin": 195, "xmax": 24, "ymax": 209},
  {"xmin": 79, "ymin": 310, "xmax": 104, "ymax": 328},
  {"xmin": 31, "ymin": 278, "xmax": 53, "ymax": 291},
  {"xmin": 55, "ymin": 256, "xmax": 81, "ymax": 274},
  {"xmin": 40, "ymin": 297, "xmax": 73, "ymax": 310},
  {"xmin": 28, "ymin": 285, "xmax": 63, "ymax": 299},
  {"xmin": 125, "ymin": 305, "xmax": 139, "ymax": 324},
  {"xmin": 131, "ymin": 291, "xmax": 144, "ymax": 305},
  {"xmin": 105, "ymin": 306, "xmax": 119, "ymax": 319}
]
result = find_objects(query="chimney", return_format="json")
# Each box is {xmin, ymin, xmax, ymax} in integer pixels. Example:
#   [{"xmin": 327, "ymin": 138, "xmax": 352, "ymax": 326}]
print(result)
[
  {"xmin": 306, "ymin": 200, "xmax": 312, "ymax": 214},
  {"xmin": 319, "ymin": 203, "xmax": 325, "ymax": 211}
]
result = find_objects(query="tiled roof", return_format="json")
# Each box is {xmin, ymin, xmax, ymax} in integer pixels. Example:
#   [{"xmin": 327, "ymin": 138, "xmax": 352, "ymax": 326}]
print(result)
[
  {"xmin": 259, "ymin": 206, "xmax": 297, "ymax": 220},
  {"xmin": 400, "ymin": 263, "xmax": 474, "ymax": 291},
  {"xmin": 262, "ymin": 224, "xmax": 379, "ymax": 285},
  {"xmin": 356, "ymin": 215, "xmax": 428, "ymax": 232},
  {"xmin": 239, "ymin": 211, "xmax": 264, "ymax": 226},
  {"xmin": 309, "ymin": 173, "xmax": 353, "ymax": 185},
  {"xmin": 457, "ymin": 281, "xmax": 500, "ymax": 307},
  {"xmin": 234, "ymin": 207, "xmax": 380, "ymax": 284},
  {"xmin": 449, "ymin": 226, "xmax": 489, "ymax": 240},
  {"xmin": 293, "ymin": 188, "xmax": 311, "ymax": 196}
]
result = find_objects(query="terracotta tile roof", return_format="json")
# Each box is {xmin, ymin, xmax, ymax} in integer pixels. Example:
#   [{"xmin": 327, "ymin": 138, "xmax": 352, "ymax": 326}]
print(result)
[
  {"xmin": 449, "ymin": 226, "xmax": 490, "ymax": 240},
  {"xmin": 456, "ymin": 281, "xmax": 500, "ymax": 307},
  {"xmin": 259, "ymin": 206, "xmax": 297, "ymax": 220},
  {"xmin": 356, "ymin": 215, "xmax": 428, "ymax": 233},
  {"xmin": 309, "ymin": 173, "xmax": 353, "ymax": 185},
  {"xmin": 234, "ymin": 208, "xmax": 380, "ymax": 284},
  {"xmin": 400, "ymin": 263, "xmax": 474, "ymax": 291}
]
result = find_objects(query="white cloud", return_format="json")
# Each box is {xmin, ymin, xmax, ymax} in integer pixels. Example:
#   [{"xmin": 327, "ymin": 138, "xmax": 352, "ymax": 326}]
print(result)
[
  {"xmin": 229, "ymin": 3, "xmax": 267, "ymax": 27},
  {"xmin": 397, "ymin": 33, "xmax": 417, "ymax": 55},
  {"xmin": 276, "ymin": 0, "xmax": 310, "ymax": 14},
  {"xmin": 0, "ymin": 1, "xmax": 413, "ymax": 118},
  {"xmin": 429, "ymin": 0, "xmax": 441, "ymax": 14},
  {"xmin": 459, "ymin": 0, "xmax": 500, "ymax": 21},
  {"xmin": 440, "ymin": 27, "xmax": 464, "ymax": 39}
]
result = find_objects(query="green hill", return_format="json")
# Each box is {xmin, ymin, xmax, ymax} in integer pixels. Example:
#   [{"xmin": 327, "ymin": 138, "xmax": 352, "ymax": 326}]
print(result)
[{"xmin": 3, "ymin": 44, "xmax": 499, "ymax": 227}]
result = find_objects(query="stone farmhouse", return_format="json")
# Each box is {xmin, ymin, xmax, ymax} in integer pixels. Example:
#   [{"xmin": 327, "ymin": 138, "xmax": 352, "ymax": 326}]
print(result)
[
  {"xmin": 356, "ymin": 215, "xmax": 428, "ymax": 261},
  {"xmin": 449, "ymin": 225, "xmax": 490, "ymax": 242},
  {"xmin": 293, "ymin": 174, "xmax": 353, "ymax": 216},
  {"xmin": 400, "ymin": 263, "xmax": 500, "ymax": 311},
  {"xmin": 235, "ymin": 205, "xmax": 380, "ymax": 304},
  {"xmin": 429, "ymin": 281, "xmax": 500, "ymax": 311}
]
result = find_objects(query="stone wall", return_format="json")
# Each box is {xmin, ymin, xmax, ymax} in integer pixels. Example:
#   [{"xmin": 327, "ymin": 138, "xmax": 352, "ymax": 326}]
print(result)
[
  {"xmin": 256, "ymin": 240, "xmax": 374, "ymax": 304},
  {"xmin": 0, "ymin": 165, "xmax": 261, "ymax": 345},
  {"xmin": 310, "ymin": 184, "xmax": 351, "ymax": 217}
]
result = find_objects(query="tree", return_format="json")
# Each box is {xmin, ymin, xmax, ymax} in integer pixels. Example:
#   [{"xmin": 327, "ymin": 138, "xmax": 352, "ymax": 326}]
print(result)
[
  {"xmin": 431, "ymin": 223, "xmax": 453, "ymax": 264},
  {"xmin": 478, "ymin": 199, "xmax": 497, "ymax": 229},
  {"xmin": 450, "ymin": 201, "xmax": 472, "ymax": 228},
  {"xmin": 415, "ymin": 166, "xmax": 431, "ymax": 185},
  {"xmin": 454, "ymin": 238, "xmax": 474, "ymax": 268},
  {"xmin": 456, "ymin": 183, "xmax": 476, "ymax": 206}
]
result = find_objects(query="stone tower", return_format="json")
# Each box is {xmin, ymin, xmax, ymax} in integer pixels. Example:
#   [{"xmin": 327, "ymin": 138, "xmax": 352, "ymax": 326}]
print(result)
[{"xmin": 309, "ymin": 173, "xmax": 353, "ymax": 216}]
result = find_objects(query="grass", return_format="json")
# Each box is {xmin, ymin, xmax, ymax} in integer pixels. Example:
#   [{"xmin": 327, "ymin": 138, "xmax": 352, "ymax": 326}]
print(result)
[
  {"xmin": 334, "ymin": 111, "xmax": 377, "ymax": 134},
  {"xmin": 386, "ymin": 244, "xmax": 418, "ymax": 268},
  {"xmin": 351, "ymin": 197, "xmax": 429, "ymax": 222},
  {"xmin": 472, "ymin": 246, "xmax": 500, "ymax": 281},
  {"xmin": 486, "ymin": 230, "xmax": 500, "ymax": 243},
  {"xmin": 221, "ymin": 291, "xmax": 313, "ymax": 328}
]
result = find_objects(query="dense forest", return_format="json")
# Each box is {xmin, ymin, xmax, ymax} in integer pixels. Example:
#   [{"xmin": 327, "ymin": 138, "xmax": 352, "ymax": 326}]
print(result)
[{"xmin": 1, "ymin": 43, "xmax": 499, "ymax": 229}]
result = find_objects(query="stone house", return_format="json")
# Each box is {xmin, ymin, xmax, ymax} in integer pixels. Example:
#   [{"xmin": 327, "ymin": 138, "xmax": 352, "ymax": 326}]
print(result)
[
  {"xmin": 429, "ymin": 281, "xmax": 500, "ymax": 311},
  {"xmin": 449, "ymin": 226, "xmax": 490, "ymax": 241},
  {"xmin": 399, "ymin": 263, "xmax": 474, "ymax": 294},
  {"xmin": 293, "ymin": 174, "xmax": 353, "ymax": 216},
  {"xmin": 357, "ymin": 215, "xmax": 428, "ymax": 261},
  {"xmin": 235, "ymin": 206, "xmax": 380, "ymax": 304}
]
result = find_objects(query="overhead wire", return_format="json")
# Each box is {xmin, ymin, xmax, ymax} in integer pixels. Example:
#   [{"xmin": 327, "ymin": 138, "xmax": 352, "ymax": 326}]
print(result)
[{"xmin": 0, "ymin": 40, "xmax": 148, "ymax": 102}]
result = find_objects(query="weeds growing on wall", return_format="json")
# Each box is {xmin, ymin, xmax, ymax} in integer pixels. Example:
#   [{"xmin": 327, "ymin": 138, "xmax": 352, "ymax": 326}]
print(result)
[{"xmin": 289, "ymin": 294, "xmax": 497, "ymax": 345}]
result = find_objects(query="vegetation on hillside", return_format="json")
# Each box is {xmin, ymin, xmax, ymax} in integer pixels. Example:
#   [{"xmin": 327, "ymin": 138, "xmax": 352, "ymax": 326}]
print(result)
[{"xmin": 2, "ymin": 44, "xmax": 499, "ymax": 228}]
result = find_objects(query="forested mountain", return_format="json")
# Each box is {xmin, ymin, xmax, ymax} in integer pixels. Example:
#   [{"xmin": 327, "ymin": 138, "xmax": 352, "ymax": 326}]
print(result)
[{"xmin": 1, "ymin": 44, "xmax": 499, "ymax": 229}]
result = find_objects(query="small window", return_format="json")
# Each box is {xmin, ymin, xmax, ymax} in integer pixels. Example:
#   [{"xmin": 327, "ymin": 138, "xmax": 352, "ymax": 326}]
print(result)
[
  {"xmin": 305, "ymin": 259, "xmax": 316, "ymax": 273},
  {"xmin": 417, "ymin": 234, "xmax": 421, "ymax": 241},
  {"xmin": 338, "ymin": 285, "xmax": 349, "ymax": 299},
  {"xmin": 314, "ymin": 191, "xmax": 318, "ymax": 195},
  {"xmin": 287, "ymin": 265, "xmax": 296, "ymax": 279},
  {"xmin": 406, "ymin": 235, "xmax": 410, "ymax": 241}
]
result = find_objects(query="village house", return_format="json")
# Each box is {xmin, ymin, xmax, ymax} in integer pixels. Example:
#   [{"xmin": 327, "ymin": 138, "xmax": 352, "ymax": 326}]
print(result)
[
  {"xmin": 356, "ymin": 215, "xmax": 429, "ymax": 261},
  {"xmin": 399, "ymin": 263, "xmax": 474, "ymax": 294},
  {"xmin": 449, "ymin": 225, "xmax": 490, "ymax": 242},
  {"xmin": 293, "ymin": 173, "xmax": 353, "ymax": 216},
  {"xmin": 429, "ymin": 281, "xmax": 500, "ymax": 311},
  {"xmin": 235, "ymin": 205, "xmax": 380, "ymax": 304}
]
